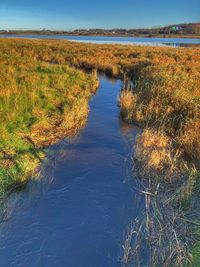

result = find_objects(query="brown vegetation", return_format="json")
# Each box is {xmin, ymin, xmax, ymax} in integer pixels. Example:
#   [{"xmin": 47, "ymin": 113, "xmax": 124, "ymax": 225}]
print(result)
[{"xmin": 0, "ymin": 37, "xmax": 199, "ymax": 265}]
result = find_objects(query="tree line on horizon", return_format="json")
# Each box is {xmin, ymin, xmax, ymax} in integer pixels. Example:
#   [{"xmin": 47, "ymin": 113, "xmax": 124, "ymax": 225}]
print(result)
[{"xmin": 0, "ymin": 22, "xmax": 199, "ymax": 36}]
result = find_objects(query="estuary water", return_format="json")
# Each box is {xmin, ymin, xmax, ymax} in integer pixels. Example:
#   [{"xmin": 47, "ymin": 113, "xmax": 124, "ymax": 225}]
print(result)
[{"xmin": 0, "ymin": 34, "xmax": 200, "ymax": 47}]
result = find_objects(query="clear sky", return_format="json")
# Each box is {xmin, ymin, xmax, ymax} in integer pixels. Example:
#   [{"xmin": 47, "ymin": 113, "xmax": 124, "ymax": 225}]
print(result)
[{"xmin": 0, "ymin": 0, "xmax": 199, "ymax": 30}]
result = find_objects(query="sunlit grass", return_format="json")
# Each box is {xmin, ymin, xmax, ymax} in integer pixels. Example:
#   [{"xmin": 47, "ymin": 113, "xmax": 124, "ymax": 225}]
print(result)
[{"xmin": 0, "ymin": 42, "xmax": 98, "ymax": 204}]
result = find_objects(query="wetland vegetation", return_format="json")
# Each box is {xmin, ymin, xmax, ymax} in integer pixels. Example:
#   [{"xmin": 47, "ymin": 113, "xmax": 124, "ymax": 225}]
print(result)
[
  {"xmin": 0, "ymin": 42, "xmax": 98, "ymax": 205},
  {"xmin": 0, "ymin": 37, "xmax": 199, "ymax": 266}
]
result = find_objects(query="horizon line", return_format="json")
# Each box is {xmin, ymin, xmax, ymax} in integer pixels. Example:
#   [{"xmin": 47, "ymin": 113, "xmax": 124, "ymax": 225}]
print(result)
[{"xmin": 1, "ymin": 21, "xmax": 199, "ymax": 32}]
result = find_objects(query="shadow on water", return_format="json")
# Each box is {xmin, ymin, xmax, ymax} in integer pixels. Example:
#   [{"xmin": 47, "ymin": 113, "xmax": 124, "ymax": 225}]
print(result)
[{"xmin": 0, "ymin": 76, "xmax": 144, "ymax": 267}]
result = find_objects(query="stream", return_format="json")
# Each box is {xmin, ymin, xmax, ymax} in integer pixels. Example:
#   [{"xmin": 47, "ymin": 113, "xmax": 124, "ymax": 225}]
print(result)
[{"xmin": 0, "ymin": 76, "xmax": 143, "ymax": 267}]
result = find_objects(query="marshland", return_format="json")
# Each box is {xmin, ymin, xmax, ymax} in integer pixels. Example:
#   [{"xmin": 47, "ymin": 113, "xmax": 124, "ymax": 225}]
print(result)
[{"xmin": 0, "ymin": 37, "xmax": 200, "ymax": 266}]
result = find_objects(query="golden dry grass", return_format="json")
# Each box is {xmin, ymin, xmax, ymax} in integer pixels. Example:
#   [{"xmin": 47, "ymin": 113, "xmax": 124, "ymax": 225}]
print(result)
[
  {"xmin": 135, "ymin": 129, "xmax": 171, "ymax": 171},
  {"xmin": 181, "ymin": 119, "xmax": 200, "ymax": 164},
  {"xmin": 134, "ymin": 128, "xmax": 182, "ymax": 181}
]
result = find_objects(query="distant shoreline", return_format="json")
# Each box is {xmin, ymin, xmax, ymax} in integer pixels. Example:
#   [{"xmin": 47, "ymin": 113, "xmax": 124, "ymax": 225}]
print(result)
[
  {"xmin": 1, "ymin": 32, "xmax": 200, "ymax": 39},
  {"xmin": 1, "ymin": 22, "xmax": 200, "ymax": 38}
]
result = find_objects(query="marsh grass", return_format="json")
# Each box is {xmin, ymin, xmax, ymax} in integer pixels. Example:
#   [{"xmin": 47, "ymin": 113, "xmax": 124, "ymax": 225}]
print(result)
[
  {"xmin": 119, "ymin": 64, "xmax": 200, "ymax": 164},
  {"xmin": 117, "ymin": 48, "xmax": 200, "ymax": 264},
  {"xmin": 0, "ymin": 45, "xmax": 98, "ymax": 207},
  {"xmin": 123, "ymin": 184, "xmax": 194, "ymax": 267},
  {"xmin": 125, "ymin": 128, "xmax": 200, "ymax": 266},
  {"xmin": 0, "ymin": 38, "xmax": 199, "ymax": 262}
]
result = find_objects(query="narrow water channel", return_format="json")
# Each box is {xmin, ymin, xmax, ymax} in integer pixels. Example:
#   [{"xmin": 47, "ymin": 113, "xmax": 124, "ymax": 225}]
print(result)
[{"xmin": 0, "ymin": 76, "xmax": 143, "ymax": 267}]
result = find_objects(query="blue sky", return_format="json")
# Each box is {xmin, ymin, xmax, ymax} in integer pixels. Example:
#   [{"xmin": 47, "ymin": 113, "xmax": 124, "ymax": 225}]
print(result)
[{"xmin": 0, "ymin": 0, "xmax": 199, "ymax": 30}]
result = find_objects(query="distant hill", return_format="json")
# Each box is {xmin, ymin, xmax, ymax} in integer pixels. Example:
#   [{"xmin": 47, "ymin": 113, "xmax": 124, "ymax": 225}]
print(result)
[
  {"xmin": 1, "ymin": 23, "xmax": 200, "ymax": 37},
  {"xmin": 108, "ymin": 23, "xmax": 200, "ymax": 36}
]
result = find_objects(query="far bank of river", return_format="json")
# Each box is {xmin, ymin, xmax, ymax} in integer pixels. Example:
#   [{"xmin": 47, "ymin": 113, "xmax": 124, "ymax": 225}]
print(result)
[{"xmin": 0, "ymin": 34, "xmax": 200, "ymax": 47}]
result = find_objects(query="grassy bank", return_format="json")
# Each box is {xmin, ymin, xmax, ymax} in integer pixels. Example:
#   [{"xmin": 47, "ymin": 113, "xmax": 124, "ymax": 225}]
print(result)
[
  {"xmin": 116, "ymin": 46, "xmax": 200, "ymax": 266},
  {"xmin": 0, "ymin": 45, "xmax": 98, "ymax": 205}
]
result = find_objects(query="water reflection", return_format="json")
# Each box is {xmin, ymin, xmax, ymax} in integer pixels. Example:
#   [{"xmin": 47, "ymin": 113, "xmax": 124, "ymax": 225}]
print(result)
[{"xmin": 166, "ymin": 43, "xmax": 200, "ymax": 48}]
